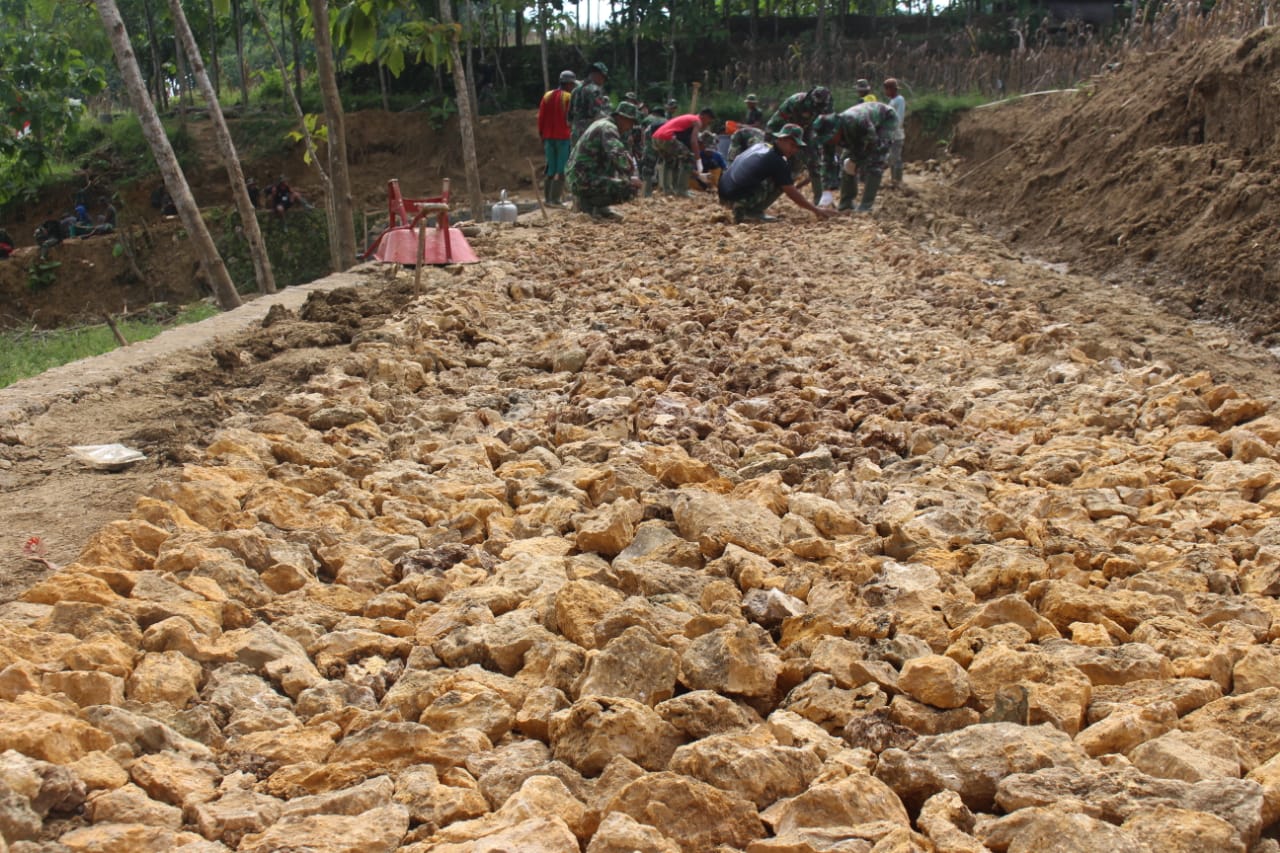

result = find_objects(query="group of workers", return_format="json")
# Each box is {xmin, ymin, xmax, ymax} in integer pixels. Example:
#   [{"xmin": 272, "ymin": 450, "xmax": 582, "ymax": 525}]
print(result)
[{"xmin": 537, "ymin": 64, "xmax": 908, "ymax": 223}]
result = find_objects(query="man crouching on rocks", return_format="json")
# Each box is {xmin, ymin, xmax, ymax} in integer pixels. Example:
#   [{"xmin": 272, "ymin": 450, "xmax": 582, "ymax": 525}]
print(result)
[
  {"xmin": 717, "ymin": 124, "xmax": 841, "ymax": 224},
  {"xmin": 567, "ymin": 102, "xmax": 644, "ymax": 221}
]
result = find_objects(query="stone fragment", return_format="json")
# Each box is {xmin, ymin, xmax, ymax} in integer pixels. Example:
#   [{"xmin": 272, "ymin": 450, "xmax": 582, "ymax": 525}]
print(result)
[
  {"xmin": 760, "ymin": 772, "xmax": 910, "ymax": 835},
  {"xmin": 604, "ymin": 771, "xmax": 765, "ymax": 853},
  {"xmin": 1075, "ymin": 701, "xmax": 1176, "ymax": 757},
  {"xmin": 554, "ymin": 581, "xmax": 626, "ymax": 650},
  {"xmin": 585, "ymin": 811, "xmax": 679, "ymax": 853},
  {"xmin": 873, "ymin": 722, "xmax": 1097, "ymax": 812},
  {"xmin": 126, "ymin": 651, "xmax": 204, "ymax": 707},
  {"xmin": 916, "ymin": 790, "xmax": 987, "ymax": 853},
  {"xmin": 573, "ymin": 626, "xmax": 678, "ymax": 706},
  {"xmin": 86, "ymin": 783, "xmax": 183, "ymax": 829},
  {"xmin": 237, "ymin": 803, "xmax": 410, "ymax": 853},
  {"xmin": 898, "ymin": 654, "xmax": 970, "ymax": 709},
  {"xmin": 1179, "ymin": 687, "xmax": 1280, "ymax": 767},
  {"xmin": 548, "ymin": 696, "xmax": 682, "ymax": 774},
  {"xmin": 672, "ymin": 490, "xmax": 783, "ymax": 558},
  {"xmin": 0, "ymin": 704, "xmax": 113, "ymax": 764},
  {"xmin": 679, "ymin": 622, "xmax": 780, "ymax": 699},
  {"xmin": 1121, "ymin": 804, "xmax": 1245, "ymax": 853},
  {"xmin": 392, "ymin": 766, "xmax": 488, "ymax": 830},
  {"xmin": 1129, "ymin": 729, "xmax": 1243, "ymax": 782},
  {"xmin": 669, "ymin": 727, "xmax": 823, "ymax": 809},
  {"xmin": 129, "ymin": 753, "xmax": 219, "ymax": 809},
  {"xmin": 59, "ymin": 824, "xmax": 207, "ymax": 852},
  {"xmin": 994, "ymin": 761, "xmax": 1263, "ymax": 846}
]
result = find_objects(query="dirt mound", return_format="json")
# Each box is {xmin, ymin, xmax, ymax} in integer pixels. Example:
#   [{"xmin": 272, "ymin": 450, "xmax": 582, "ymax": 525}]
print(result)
[
  {"xmin": 0, "ymin": 220, "xmax": 206, "ymax": 328},
  {"xmin": 950, "ymin": 29, "xmax": 1280, "ymax": 342}
]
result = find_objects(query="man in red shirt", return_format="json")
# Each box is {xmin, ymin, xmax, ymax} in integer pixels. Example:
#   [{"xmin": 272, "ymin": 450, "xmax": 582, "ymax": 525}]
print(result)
[
  {"xmin": 652, "ymin": 108, "xmax": 715, "ymax": 197},
  {"xmin": 538, "ymin": 70, "xmax": 577, "ymax": 207}
]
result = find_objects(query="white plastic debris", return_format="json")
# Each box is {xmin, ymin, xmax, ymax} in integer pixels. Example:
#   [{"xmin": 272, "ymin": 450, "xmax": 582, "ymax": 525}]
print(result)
[{"xmin": 69, "ymin": 444, "xmax": 146, "ymax": 471}]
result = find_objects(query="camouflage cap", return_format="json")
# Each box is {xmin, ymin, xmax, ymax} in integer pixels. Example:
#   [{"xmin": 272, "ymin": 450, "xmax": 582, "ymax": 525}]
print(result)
[
  {"xmin": 665, "ymin": 98, "xmax": 679, "ymax": 108},
  {"xmin": 559, "ymin": 69, "xmax": 576, "ymax": 83},
  {"xmin": 809, "ymin": 86, "xmax": 833, "ymax": 111},
  {"xmin": 774, "ymin": 123, "xmax": 807, "ymax": 147},
  {"xmin": 855, "ymin": 78, "xmax": 872, "ymax": 92},
  {"xmin": 811, "ymin": 114, "xmax": 839, "ymax": 146},
  {"xmin": 589, "ymin": 61, "xmax": 609, "ymax": 76},
  {"xmin": 744, "ymin": 93, "xmax": 758, "ymax": 102},
  {"xmin": 612, "ymin": 101, "xmax": 642, "ymax": 122}
]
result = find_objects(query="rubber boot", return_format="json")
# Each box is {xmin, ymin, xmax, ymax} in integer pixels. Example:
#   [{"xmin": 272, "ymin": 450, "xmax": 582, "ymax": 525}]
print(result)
[
  {"xmin": 552, "ymin": 176, "xmax": 567, "ymax": 207},
  {"xmin": 856, "ymin": 171, "xmax": 882, "ymax": 213},
  {"xmin": 544, "ymin": 176, "xmax": 556, "ymax": 207},
  {"xmin": 643, "ymin": 172, "xmax": 657, "ymax": 198},
  {"xmin": 673, "ymin": 162, "xmax": 693, "ymax": 197},
  {"xmin": 659, "ymin": 163, "xmax": 673, "ymax": 195},
  {"xmin": 837, "ymin": 173, "xmax": 858, "ymax": 211}
]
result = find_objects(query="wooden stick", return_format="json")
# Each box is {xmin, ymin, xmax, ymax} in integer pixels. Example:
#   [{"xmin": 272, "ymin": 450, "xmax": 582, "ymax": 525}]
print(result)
[
  {"xmin": 689, "ymin": 81, "xmax": 702, "ymax": 114},
  {"xmin": 103, "ymin": 312, "xmax": 129, "ymax": 347},
  {"xmin": 528, "ymin": 158, "xmax": 549, "ymax": 221}
]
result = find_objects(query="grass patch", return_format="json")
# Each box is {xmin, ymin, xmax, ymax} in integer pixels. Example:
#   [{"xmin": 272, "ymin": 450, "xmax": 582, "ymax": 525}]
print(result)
[
  {"xmin": 909, "ymin": 91, "xmax": 991, "ymax": 142},
  {"xmin": 0, "ymin": 302, "xmax": 219, "ymax": 389}
]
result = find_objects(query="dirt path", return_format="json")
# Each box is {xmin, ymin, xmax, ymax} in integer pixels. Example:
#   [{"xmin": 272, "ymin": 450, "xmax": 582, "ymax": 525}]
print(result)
[
  {"xmin": 2, "ymin": 178, "xmax": 1278, "ymax": 606},
  {"xmin": 0, "ymin": 267, "xmax": 374, "ymax": 601}
]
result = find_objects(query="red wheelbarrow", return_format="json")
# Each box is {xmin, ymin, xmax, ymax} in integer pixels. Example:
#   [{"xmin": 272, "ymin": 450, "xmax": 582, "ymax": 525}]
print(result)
[{"xmin": 362, "ymin": 178, "xmax": 478, "ymax": 265}]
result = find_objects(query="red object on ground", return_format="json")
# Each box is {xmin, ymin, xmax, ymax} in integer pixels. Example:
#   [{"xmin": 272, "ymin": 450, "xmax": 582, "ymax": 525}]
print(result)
[{"xmin": 362, "ymin": 179, "xmax": 479, "ymax": 266}]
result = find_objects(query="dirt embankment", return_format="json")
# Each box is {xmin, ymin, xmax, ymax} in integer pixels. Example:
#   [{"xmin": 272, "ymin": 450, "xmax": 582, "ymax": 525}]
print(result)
[
  {"xmin": 950, "ymin": 29, "xmax": 1280, "ymax": 342},
  {"xmin": 1, "ymin": 109, "xmax": 544, "ymax": 329}
]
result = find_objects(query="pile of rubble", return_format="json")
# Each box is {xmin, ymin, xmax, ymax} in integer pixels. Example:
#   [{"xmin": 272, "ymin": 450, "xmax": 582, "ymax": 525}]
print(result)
[{"xmin": 2, "ymin": 202, "xmax": 1280, "ymax": 852}]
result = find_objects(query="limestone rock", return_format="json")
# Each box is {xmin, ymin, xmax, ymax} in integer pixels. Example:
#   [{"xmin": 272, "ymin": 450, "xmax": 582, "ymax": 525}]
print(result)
[
  {"xmin": 1179, "ymin": 687, "xmax": 1280, "ymax": 766},
  {"xmin": 760, "ymin": 772, "xmax": 910, "ymax": 835},
  {"xmin": 1129, "ymin": 729, "xmax": 1243, "ymax": 782},
  {"xmin": 554, "ymin": 581, "xmax": 626, "ymax": 650},
  {"xmin": 585, "ymin": 811, "xmax": 679, "ymax": 853},
  {"xmin": 126, "ymin": 652, "xmax": 204, "ymax": 708},
  {"xmin": 573, "ymin": 626, "xmax": 678, "ymax": 706},
  {"xmin": 238, "ymin": 803, "xmax": 410, "ymax": 853},
  {"xmin": 668, "ymin": 727, "xmax": 823, "ymax": 809},
  {"xmin": 604, "ymin": 771, "xmax": 765, "ymax": 853},
  {"xmin": 898, "ymin": 654, "xmax": 971, "ymax": 709},
  {"xmin": 916, "ymin": 790, "xmax": 987, "ymax": 853},
  {"xmin": 672, "ymin": 490, "xmax": 783, "ymax": 558},
  {"xmin": 86, "ymin": 783, "xmax": 183, "ymax": 829},
  {"xmin": 873, "ymin": 722, "xmax": 1098, "ymax": 812},
  {"xmin": 1121, "ymin": 805, "xmax": 1245, "ymax": 853},
  {"xmin": 1074, "ymin": 701, "xmax": 1176, "ymax": 757},
  {"xmin": 656, "ymin": 690, "xmax": 759, "ymax": 739},
  {"xmin": 548, "ymin": 696, "xmax": 682, "ymax": 774},
  {"xmin": 0, "ymin": 704, "xmax": 113, "ymax": 764},
  {"xmin": 679, "ymin": 622, "xmax": 781, "ymax": 699},
  {"xmin": 58, "ymin": 823, "xmax": 207, "ymax": 852}
]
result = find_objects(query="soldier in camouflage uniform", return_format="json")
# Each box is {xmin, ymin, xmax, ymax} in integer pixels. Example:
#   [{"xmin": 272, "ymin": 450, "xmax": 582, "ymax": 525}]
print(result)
[
  {"xmin": 663, "ymin": 98, "xmax": 678, "ymax": 119},
  {"xmin": 638, "ymin": 108, "xmax": 668, "ymax": 196},
  {"xmin": 566, "ymin": 101, "xmax": 642, "ymax": 220},
  {"xmin": 569, "ymin": 62, "xmax": 611, "ymax": 147},
  {"xmin": 765, "ymin": 86, "xmax": 833, "ymax": 203},
  {"xmin": 727, "ymin": 125, "xmax": 766, "ymax": 163},
  {"xmin": 717, "ymin": 124, "xmax": 839, "ymax": 223},
  {"xmin": 811, "ymin": 101, "xmax": 898, "ymax": 213}
]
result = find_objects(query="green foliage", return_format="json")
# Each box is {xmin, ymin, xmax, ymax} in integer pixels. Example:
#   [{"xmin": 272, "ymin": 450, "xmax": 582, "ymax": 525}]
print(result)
[
  {"xmin": 26, "ymin": 260, "xmax": 62, "ymax": 291},
  {"xmin": 285, "ymin": 113, "xmax": 329, "ymax": 164},
  {"xmin": 97, "ymin": 113, "xmax": 200, "ymax": 183},
  {"xmin": 0, "ymin": 302, "xmax": 219, "ymax": 388},
  {"xmin": 0, "ymin": 25, "xmax": 107, "ymax": 207},
  {"xmin": 909, "ymin": 91, "xmax": 990, "ymax": 141},
  {"xmin": 214, "ymin": 207, "xmax": 332, "ymax": 294}
]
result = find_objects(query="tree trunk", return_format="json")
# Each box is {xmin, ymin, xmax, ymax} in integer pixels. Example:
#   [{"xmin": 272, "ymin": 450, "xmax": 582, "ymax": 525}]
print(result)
[
  {"xmin": 207, "ymin": 0, "xmax": 221, "ymax": 95},
  {"xmin": 233, "ymin": 0, "xmax": 249, "ymax": 106},
  {"xmin": 169, "ymin": 0, "xmax": 276, "ymax": 294},
  {"xmin": 463, "ymin": 0, "xmax": 480, "ymax": 120},
  {"xmin": 307, "ymin": 0, "xmax": 357, "ymax": 271},
  {"xmin": 668, "ymin": 12, "xmax": 677, "ymax": 96},
  {"xmin": 94, "ymin": 0, "xmax": 242, "ymax": 310},
  {"xmin": 538, "ymin": 0, "xmax": 549, "ymax": 91},
  {"xmin": 749, "ymin": 0, "xmax": 758, "ymax": 41},
  {"xmin": 378, "ymin": 60, "xmax": 390, "ymax": 111},
  {"xmin": 815, "ymin": 0, "xmax": 826, "ymax": 56},
  {"xmin": 515, "ymin": 5, "xmax": 523, "ymax": 48},
  {"xmin": 439, "ymin": 0, "xmax": 484, "ymax": 222},
  {"xmin": 174, "ymin": 32, "xmax": 191, "ymax": 113}
]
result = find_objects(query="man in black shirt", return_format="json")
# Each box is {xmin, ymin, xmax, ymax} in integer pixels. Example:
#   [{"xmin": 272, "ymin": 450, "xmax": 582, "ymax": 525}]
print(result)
[{"xmin": 717, "ymin": 124, "xmax": 840, "ymax": 223}]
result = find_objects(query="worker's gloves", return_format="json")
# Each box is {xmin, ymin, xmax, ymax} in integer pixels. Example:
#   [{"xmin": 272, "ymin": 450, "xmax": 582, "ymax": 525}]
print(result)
[
  {"xmin": 843, "ymin": 158, "xmax": 857, "ymax": 176},
  {"xmin": 818, "ymin": 190, "xmax": 835, "ymax": 208}
]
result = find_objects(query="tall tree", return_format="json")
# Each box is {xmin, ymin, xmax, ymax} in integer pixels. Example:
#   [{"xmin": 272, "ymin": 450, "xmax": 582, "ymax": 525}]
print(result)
[
  {"xmin": 308, "ymin": 0, "xmax": 358, "ymax": 270},
  {"xmin": 438, "ymin": 0, "xmax": 483, "ymax": 221},
  {"xmin": 94, "ymin": 0, "xmax": 243, "ymax": 311},
  {"xmin": 169, "ymin": 0, "xmax": 276, "ymax": 294}
]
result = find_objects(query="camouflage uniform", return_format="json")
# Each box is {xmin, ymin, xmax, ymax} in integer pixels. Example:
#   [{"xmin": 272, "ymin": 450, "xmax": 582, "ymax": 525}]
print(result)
[
  {"xmin": 638, "ymin": 113, "xmax": 667, "ymax": 195},
  {"xmin": 727, "ymin": 126, "xmax": 766, "ymax": 162},
  {"xmin": 566, "ymin": 116, "xmax": 637, "ymax": 211},
  {"xmin": 569, "ymin": 81, "xmax": 610, "ymax": 147},
  {"xmin": 816, "ymin": 102, "xmax": 898, "ymax": 212},
  {"xmin": 766, "ymin": 90, "xmax": 828, "ymax": 201}
]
